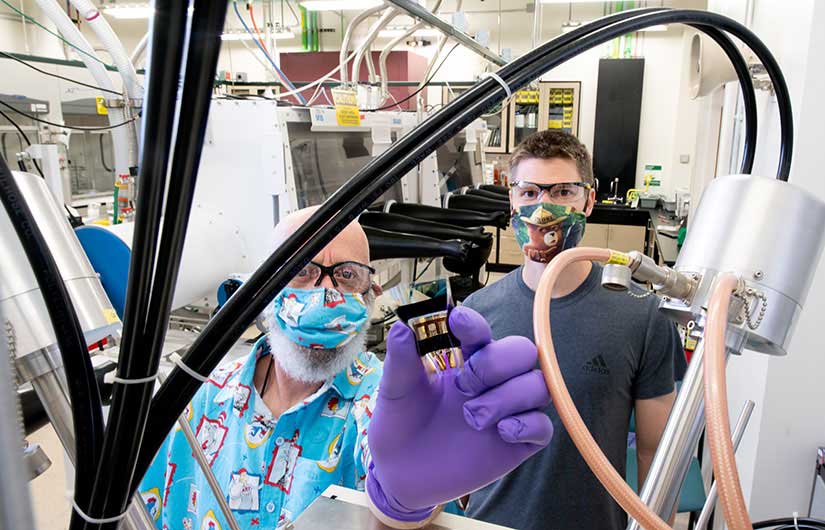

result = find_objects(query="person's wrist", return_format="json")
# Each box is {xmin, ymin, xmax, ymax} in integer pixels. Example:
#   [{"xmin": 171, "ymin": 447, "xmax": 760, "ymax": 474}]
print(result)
[{"xmin": 365, "ymin": 462, "xmax": 438, "ymax": 528}]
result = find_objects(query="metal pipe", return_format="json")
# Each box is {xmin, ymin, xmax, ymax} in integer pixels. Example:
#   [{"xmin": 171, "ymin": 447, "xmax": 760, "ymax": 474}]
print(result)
[
  {"xmin": 695, "ymin": 400, "xmax": 756, "ymax": 530},
  {"xmin": 626, "ymin": 338, "xmax": 721, "ymax": 530},
  {"xmin": 0, "ymin": 337, "xmax": 36, "ymax": 530},
  {"xmin": 178, "ymin": 408, "xmax": 241, "ymax": 530},
  {"xmin": 385, "ymin": 0, "xmax": 507, "ymax": 66}
]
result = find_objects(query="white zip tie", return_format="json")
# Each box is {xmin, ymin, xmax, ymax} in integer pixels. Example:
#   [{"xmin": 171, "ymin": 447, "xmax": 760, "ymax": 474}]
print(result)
[
  {"xmin": 72, "ymin": 499, "xmax": 127, "ymax": 524},
  {"xmin": 170, "ymin": 352, "xmax": 210, "ymax": 383},
  {"xmin": 111, "ymin": 372, "xmax": 158, "ymax": 385},
  {"xmin": 481, "ymin": 71, "xmax": 512, "ymax": 100}
]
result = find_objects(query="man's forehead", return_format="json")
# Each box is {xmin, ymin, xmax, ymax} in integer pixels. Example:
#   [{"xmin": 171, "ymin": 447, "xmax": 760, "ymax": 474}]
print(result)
[
  {"xmin": 512, "ymin": 157, "xmax": 582, "ymax": 183},
  {"xmin": 276, "ymin": 208, "xmax": 369, "ymax": 264}
]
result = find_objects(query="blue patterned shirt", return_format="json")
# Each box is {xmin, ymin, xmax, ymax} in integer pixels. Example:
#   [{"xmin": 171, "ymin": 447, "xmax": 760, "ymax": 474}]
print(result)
[{"xmin": 140, "ymin": 336, "xmax": 382, "ymax": 530}]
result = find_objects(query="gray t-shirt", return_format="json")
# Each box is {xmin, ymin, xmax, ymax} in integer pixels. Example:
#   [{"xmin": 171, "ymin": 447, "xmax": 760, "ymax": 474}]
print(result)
[{"xmin": 462, "ymin": 263, "xmax": 686, "ymax": 530}]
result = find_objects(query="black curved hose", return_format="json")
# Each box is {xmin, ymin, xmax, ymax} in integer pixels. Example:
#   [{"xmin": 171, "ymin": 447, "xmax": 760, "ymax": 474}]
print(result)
[
  {"xmin": 753, "ymin": 517, "xmax": 825, "ymax": 529},
  {"xmin": 79, "ymin": 0, "xmax": 190, "ymax": 528},
  {"xmin": 0, "ymin": 155, "xmax": 104, "ymax": 522},
  {"xmin": 136, "ymin": 9, "xmax": 789, "ymax": 486}
]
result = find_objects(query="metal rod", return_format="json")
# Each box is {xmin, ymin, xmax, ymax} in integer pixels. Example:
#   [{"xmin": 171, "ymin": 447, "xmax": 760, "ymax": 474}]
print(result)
[
  {"xmin": 175, "ymin": 410, "xmax": 241, "ymax": 530},
  {"xmin": 156, "ymin": 373, "xmax": 241, "ymax": 530},
  {"xmin": 384, "ymin": 0, "xmax": 507, "ymax": 66},
  {"xmin": 627, "ymin": 337, "xmax": 714, "ymax": 529},
  {"xmin": 694, "ymin": 400, "xmax": 756, "ymax": 530}
]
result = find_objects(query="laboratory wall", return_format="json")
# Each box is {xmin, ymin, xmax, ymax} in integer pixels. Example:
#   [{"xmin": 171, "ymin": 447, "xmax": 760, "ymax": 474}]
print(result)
[
  {"xmin": 698, "ymin": 0, "xmax": 825, "ymax": 526},
  {"xmin": 1, "ymin": 1, "xmax": 707, "ymax": 199}
]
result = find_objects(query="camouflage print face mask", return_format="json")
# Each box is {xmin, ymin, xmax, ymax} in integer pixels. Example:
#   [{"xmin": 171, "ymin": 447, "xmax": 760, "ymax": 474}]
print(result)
[{"xmin": 510, "ymin": 203, "xmax": 587, "ymax": 263}]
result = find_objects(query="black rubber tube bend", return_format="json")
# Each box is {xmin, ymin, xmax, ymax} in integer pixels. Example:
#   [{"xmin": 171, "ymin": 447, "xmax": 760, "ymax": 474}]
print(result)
[
  {"xmin": 135, "ymin": 9, "xmax": 791, "ymax": 490},
  {"xmin": 0, "ymin": 155, "xmax": 105, "ymax": 523}
]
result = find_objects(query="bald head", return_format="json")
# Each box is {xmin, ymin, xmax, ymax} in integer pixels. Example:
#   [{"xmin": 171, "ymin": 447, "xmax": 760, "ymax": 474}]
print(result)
[{"xmin": 274, "ymin": 206, "xmax": 370, "ymax": 266}]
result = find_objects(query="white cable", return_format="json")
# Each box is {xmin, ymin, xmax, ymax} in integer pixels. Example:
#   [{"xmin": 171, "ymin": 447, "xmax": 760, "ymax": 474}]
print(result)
[
  {"xmin": 481, "ymin": 71, "xmax": 512, "ymax": 100},
  {"xmin": 72, "ymin": 499, "xmax": 127, "ymax": 524},
  {"xmin": 793, "ymin": 512, "xmax": 800, "ymax": 530},
  {"xmin": 170, "ymin": 353, "xmax": 210, "ymax": 383}
]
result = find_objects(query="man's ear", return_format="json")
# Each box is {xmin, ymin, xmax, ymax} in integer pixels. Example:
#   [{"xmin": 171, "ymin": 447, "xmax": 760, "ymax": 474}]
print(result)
[
  {"xmin": 371, "ymin": 283, "xmax": 383, "ymax": 297},
  {"xmin": 584, "ymin": 187, "xmax": 596, "ymax": 217}
]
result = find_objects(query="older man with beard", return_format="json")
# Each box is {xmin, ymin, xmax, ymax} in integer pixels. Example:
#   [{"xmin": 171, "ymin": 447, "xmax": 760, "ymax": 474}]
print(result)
[{"xmin": 140, "ymin": 207, "xmax": 553, "ymax": 530}]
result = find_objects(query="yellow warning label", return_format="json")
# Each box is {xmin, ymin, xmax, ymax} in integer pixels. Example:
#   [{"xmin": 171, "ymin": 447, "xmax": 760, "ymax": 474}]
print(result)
[
  {"xmin": 331, "ymin": 88, "xmax": 361, "ymax": 127},
  {"xmin": 606, "ymin": 251, "xmax": 631, "ymax": 266},
  {"xmin": 515, "ymin": 90, "xmax": 539, "ymax": 104},
  {"xmin": 103, "ymin": 308, "xmax": 120, "ymax": 324},
  {"xmin": 95, "ymin": 96, "xmax": 108, "ymax": 115}
]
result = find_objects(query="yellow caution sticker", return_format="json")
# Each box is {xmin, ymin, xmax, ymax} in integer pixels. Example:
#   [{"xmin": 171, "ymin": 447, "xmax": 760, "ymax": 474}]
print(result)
[
  {"xmin": 331, "ymin": 88, "xmax": 361, "ymax": 127},
  {"xmin": 514, "ymin": 89, "xmax": 540, "ymax": 104},
  {"xmin": 103, "ymin": 308, "xmax": 120, "ymax": 324},
  {"xmin": 95, "ymin": 96, "xmax": 108, "ymax": 115},
  {"xmin": 606, "ymin": 251, "xmax": 631, "ymax": 266}
]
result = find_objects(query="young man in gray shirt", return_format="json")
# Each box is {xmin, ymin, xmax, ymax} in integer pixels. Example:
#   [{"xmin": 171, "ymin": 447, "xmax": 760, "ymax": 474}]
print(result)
[{"xmin": 462, "ymin": 131, "xmax": 687, "ymax": 530}]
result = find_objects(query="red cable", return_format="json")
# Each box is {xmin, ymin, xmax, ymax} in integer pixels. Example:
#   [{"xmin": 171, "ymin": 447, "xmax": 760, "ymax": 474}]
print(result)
[{"xmin": 247, "ymin": 2, "xmax": 270, "ymax": 57}]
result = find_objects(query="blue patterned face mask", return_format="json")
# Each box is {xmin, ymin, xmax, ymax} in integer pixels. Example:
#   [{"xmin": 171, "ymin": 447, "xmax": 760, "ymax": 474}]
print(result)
[{"xmin": 271, "ymin": 287, "xmax": 370, "ymax": 349}]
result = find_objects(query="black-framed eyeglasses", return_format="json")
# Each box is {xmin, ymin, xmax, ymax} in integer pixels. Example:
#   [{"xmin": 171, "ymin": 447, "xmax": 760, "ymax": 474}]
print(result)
[
  {"xmin": 510, "ymin": 180, "xmax": 591, "ymax": 205},
  {"xmin": 288, "ymin": 261, "xmax": 376, "ymax": 294}
]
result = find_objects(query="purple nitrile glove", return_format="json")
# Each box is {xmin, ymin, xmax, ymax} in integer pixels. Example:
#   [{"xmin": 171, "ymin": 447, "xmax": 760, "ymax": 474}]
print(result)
[{"xmin": 366, "ymin": 306, "xmax": 553, "ymax": 523}]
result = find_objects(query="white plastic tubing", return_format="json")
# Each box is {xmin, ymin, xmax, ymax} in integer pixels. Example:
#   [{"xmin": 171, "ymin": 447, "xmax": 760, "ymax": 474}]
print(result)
[
  {"xmin": 34, "ymin": 0, "xmax": 132, "ymax": 176},
  {"xmin": 378, "ymin": 0, "xmax": 444, "ymax": 103},
  {"xmin": 351, "ymin": 7, "xmax": 399, "ymax": 85},
  {"xmin": 340, "ymin": 4, "xmax": 386, "ymax": 86},
  {"xmin": 69, "ymin": 0, "xmax": 143, "ymax": 169},
  {"xmin": 69, "ymin": 0, "xmax": 143, "ymax": 101}
]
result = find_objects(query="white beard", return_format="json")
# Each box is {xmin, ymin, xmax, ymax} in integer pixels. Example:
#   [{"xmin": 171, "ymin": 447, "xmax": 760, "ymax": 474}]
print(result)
[
  {"xmin": 263, "ymin": 290, "xmax": 374, "ymax": 384},
  {"xmin": 265, "ymin": 327, "xmax": 367, "ymax": 384}
]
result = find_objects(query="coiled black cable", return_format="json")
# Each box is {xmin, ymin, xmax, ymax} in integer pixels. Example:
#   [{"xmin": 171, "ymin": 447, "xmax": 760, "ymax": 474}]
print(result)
[
  {"xmin": 0, "ymin": 154, "xmax": 104, "ymax": 524},
  {"xmin": 135, "ymin": 7, "xmax": 787, "ymax": 490}
]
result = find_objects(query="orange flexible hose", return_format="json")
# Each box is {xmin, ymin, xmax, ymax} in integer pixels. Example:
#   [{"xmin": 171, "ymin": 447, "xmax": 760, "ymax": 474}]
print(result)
[
  {"xmin": 704, "ymin": 273, "xmax": 752, "ymax": 530},
  {"xmin": 533, "ymin": 247, "xmax": 672, "ymax": 530},
  {"xmin": 248, "ymin": 2, "xmax": 270, "ymax": 57}
]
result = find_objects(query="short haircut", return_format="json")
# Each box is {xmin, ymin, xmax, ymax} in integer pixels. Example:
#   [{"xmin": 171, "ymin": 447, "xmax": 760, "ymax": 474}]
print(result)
[{"xmin": 509, "ymin": 130, "xmax": 594, "ymax": 186}]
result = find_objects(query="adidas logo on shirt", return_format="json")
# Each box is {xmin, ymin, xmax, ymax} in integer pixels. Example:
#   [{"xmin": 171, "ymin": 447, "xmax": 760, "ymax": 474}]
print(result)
[{"xmin": 582, "ymin": 354, "xmax": 610, "ymax": 376}]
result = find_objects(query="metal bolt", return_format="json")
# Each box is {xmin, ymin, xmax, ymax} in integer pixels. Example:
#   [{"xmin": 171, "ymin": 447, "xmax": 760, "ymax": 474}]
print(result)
[{"xmin": 753, "ymin": 270, "xmax": 764, "ymax": 280}]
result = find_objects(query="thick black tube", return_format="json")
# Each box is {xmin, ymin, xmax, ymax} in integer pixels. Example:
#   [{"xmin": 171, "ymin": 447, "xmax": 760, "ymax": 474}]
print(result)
[
  {"xmin": 388, "ymin": 203, "xmax": 510, "ymax": 229},
  {"xmin": 358, "ymin": 212, "xmax": 491, "ymax": 244},
  {"xmin": 447, "ymin": 194, "xmax": 511, "ymax": 213},
  {"xmin": 753, "ymin": 517, "xmax": 825, "ymax": 529},
  {"xmin": 79, "ymin": 1, "xmax": 190, "ymax": 528},
  {"xmin": 464, "ymin": 188, "xmax": 512, "ymax": 201},
  {"xmin": 137, "ymin": 9, "xmax": 786, "ymax": 486},
  {"xmin": 364, "ymin": 226, "xmax": 471, "ymax": 261},
  {"xmin": 0, "ymin": 157, "xmax": 104, "ymax": 518}
]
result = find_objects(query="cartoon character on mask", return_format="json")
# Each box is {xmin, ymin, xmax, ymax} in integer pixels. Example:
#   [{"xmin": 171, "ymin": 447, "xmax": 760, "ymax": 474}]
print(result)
[
  {"xmin": 511, "ymin": 203, "xmax": 586, "ymax": 263},
  {"xmin": 272, "ymin": 287, "xmax": 369, "ymax": 349}
]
